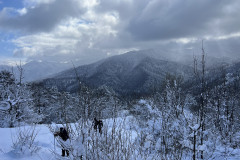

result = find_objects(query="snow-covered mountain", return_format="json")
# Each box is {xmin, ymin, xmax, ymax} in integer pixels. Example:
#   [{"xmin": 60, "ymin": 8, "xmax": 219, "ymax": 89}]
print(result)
[
  {"xmin": 0, "ymin": 49, "xmax": 234, "ymax": 84},
  {"xmin": 0, "ymin": 65, "xmax": 11, "ymax": 71},
  {"xmin": 22, "ymin": 61, "xmax": 72, "ymax": 82},
  {"xmin": 0, "ymin": 61, "xmax": 73, "ymax": 82},
  {"xmin": 42, "ymin": 50, "xmax": 194, "ymax": 96}
]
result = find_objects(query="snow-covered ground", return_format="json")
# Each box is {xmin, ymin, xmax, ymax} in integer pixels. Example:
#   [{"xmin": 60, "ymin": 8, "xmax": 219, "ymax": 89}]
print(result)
[
  {"xmin": 0, "ymin": 125, "xmax": 55, "ymax": 160},
  {"xmin": 1, "ymin": 108, "xmax": 240, "ymax": 160},
  {"xmin": 0, "ymin": 116, "xmax": 138, "ymax": 160}
]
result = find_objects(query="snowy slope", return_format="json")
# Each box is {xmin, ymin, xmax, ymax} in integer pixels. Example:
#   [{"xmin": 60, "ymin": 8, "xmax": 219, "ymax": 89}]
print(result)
[
  {"xmin": 0, "ymin": 125, "xmax": 54, "ymax": 160},
  {"xmin": 0, "ymin": 116, "xmax": 138, "ymax": 160}
]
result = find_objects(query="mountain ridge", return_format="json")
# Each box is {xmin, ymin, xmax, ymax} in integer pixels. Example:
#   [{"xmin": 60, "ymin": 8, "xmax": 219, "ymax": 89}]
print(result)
[{"xmin": 42, "ymin": 50, "xmax": 194, "ymax": 96}]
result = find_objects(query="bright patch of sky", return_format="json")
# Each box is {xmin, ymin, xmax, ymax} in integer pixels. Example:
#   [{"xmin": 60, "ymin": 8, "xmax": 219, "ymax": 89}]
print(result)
[
  {"xmin": 0, "ymin": 0, "xmax": 23, "ymax": 10},
  {"xmin": 0, "ymin": 32, "xmax": 15, "ymax": 56}
]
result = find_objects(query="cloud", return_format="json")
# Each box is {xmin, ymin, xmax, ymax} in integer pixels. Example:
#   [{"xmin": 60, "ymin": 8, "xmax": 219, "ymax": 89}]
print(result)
[
  {"xmin": 11, "ymin": 7, "xmax": 121, "ymax": 63},
  {"xmin": 0, "ymin": 0, "xmax": 85, "ymax": 33},
  {"xmin": 94, "ymin": 0, "xmax": 240, "ymax": 51},
  {"xmin": 126, "ymin": 0, "xmax": 240, "ymax": 41},
  {"xmin": 23, "ymin": 0, "xmax": 56, "ymax": 7},
  {"xmin": 1, "ymin": 0, "xmax": 240, "ymax": 66}
]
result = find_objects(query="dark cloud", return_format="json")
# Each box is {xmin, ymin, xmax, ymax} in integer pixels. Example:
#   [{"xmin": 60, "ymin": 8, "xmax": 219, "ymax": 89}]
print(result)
[
  {"xmin": 94, "ymin": 0, "xmax": 240, "ymax": 59},
  {"xmin": 0, "ymin": 0, "xmax": 85, "ymax": 33},
  {"xmin": 123, "ymin": 0, "xmax": 240, "ymax": 41},
  {"xmin": 96, "ymin": 0, "xmax": 148, "ymax": 20}
]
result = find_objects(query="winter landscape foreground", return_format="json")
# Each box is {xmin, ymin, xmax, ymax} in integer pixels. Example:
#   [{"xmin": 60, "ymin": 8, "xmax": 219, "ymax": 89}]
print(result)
[{"xmin": 0, "ymin": 102, "xmax": 240, "ymax": 160}]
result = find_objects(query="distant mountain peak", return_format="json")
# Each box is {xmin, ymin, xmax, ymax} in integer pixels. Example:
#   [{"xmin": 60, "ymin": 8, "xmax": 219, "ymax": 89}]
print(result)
[{"xmin": 42, "ymin": 50, "xmax": 193, "ymax": 96}]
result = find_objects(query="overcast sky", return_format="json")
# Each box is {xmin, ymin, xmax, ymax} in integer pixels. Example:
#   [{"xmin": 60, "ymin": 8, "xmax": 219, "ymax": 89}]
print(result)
[{"xmin": 0, "ymin": 0, "xmax": 240, "ymax": 65}]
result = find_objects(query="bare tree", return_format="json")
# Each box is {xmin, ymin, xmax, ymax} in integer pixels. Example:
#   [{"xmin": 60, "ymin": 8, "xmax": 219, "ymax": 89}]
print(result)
[
  {"xmin": 16, "ymin": 61, "xmax": 24, "ymax": 86},
  {"xmin": 193, "ymin": 40, "xmax": 207, "ymax": 159}
]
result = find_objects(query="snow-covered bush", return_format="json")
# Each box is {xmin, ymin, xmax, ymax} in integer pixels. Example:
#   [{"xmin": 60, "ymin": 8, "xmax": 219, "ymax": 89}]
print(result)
[
  {"xmin": 48, "ymin": 116, "xmax": 152, "ymax": 160},
  {"xmin": 11, "ymin": 125, "xmax": 40, "ymax": 156},
  {"xmin": 0, "ymin": 70, "xmax": 41, "ymax": 127}
]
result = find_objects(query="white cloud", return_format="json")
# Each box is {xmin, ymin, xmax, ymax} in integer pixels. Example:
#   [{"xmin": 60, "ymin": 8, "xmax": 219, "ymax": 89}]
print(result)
[
  {"xmin": 205, "ymin": 32, "xmax": 240, "ymax": 40},
  {"xmin": 13, "ymin": 47, "xmax": 37, "ymax": 57},
  {"xmin": 17, "ymin": 8, "xmax": 27, "ymax": 15},
  {"xmin": 81, "ymin": 0, "xmax": 99, "ymax": 8},
  {"xmin": 11, "ymin": 3, "xmax": 123, "ymax": 63},
  {"xmin": 0, "ymin": 55, "xmax": 27, "ymax": 66},
  {"xmin": 174, "ymin": 38, "xmax": 198, "ymax": 44}
]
